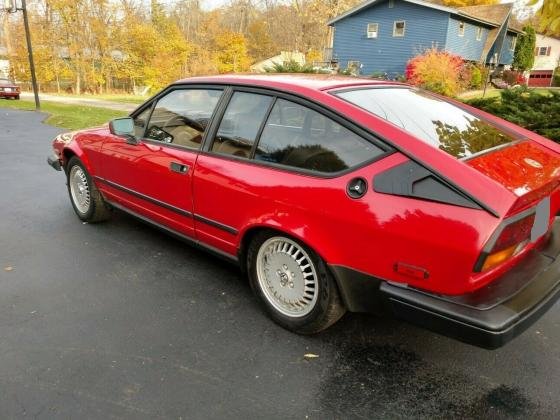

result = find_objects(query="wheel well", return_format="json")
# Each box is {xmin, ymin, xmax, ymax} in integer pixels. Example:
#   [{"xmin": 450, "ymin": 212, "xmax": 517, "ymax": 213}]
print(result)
[
  {"xmin": 238, "ymin": 227, "xmax": 274, "ymax": 272},
  {"xmin": 238, "ymin": 226, "xmax": 325, "ymax": 272},
  {"xmin": 62, "ymin": 149, "xmax": 77, "ymax": 172},
  {"xmin": 238, "ymin": 225, "xmax": 347, "ymax": 309}
]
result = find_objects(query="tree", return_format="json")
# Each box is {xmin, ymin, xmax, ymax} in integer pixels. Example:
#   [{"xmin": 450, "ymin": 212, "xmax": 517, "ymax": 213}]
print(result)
[
  {"xmin": 213, "ymin": 31, "xmax": 251, "ymax": 73},
  {"xmin": 440, "ymin": 0, "xmax": 498, "ymax": 6},
  {"xmin": 529, "ymin": 0, "xmax": 560, "ymax": 36},
  {"xmin": 512, "ymin": 25, "xmax": 536, "ymax": 72}
]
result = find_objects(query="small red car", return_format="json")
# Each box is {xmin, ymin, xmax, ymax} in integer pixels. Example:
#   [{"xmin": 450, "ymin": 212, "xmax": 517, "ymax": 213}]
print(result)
[
  {"xmin": 48, "ymin": 75, "xmax": 560, "ymax": 348},
  {"xmin": 0, "ymin": 78, "xmax": 20, "ymax": 99}
]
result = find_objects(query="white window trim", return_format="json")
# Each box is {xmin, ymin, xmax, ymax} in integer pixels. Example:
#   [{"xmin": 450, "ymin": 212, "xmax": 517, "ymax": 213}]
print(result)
[
  {"xmin": 476, "ymin": 27, "xmax": 483, "ymax": 41},
  {"xmin": 367, "ymin": 23, "xmax": 379, "ymax": 38},
  {"xmin": 388, "ymin": 0, "xmax": 394, "ymax": 8},
  {"xmin": 393, "ymin": 20, "xmax": 405, "ymax": 37},
  {"xmin": 510, "ymin": 36, "xmax": 517, "ymax": 51},
  {"xmin": 458, "ymin": 22, "xmax": 465, "ymax": 37}
]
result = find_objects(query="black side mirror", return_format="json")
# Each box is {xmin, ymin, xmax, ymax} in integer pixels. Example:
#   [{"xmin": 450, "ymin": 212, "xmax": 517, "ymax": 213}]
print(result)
[{"xmin": 109, "ymin": 117, "xmax": 137, "ymax": 144}]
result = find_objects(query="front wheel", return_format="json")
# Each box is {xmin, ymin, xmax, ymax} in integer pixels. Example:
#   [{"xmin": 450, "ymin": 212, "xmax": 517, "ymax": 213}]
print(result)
[
  {"xmin": 66, "ymin": 157, "xmax": 111, "ymax": 222},
  {"xmin": 247, "ymin": 231, "xmax": 346, "ymax": 334}
]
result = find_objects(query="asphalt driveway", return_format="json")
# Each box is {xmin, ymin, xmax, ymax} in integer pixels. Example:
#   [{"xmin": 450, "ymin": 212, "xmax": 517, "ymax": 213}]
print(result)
[{"xmin": 1, "ymin": 108, "xmax": 560, "ymax": 419}]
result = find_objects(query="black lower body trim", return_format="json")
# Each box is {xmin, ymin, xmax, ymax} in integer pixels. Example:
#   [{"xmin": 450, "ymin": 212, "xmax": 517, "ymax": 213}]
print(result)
[
  {"xmin": 107, "ymin": 200, "xmax": 238, "ymax": 264},
  {"xmin": 328, "ymin": 265, "xmax": 384, "ymax": 313},
  {"xmin": 194, "ymin": 214, "xmax": 238, "ymax": 235},
  {"xmin": 95, "ymin": 176, "xmax": 238, "ymax": 235},
  {"xmin": 95, "ymin": 176, "xmax": 192, "ymax": 218}
]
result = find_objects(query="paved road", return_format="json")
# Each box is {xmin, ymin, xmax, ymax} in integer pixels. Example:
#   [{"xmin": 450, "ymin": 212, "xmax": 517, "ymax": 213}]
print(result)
[
  {"xmin": 20, "ymin": 92, "xmax": 138, "ymax": 112},
  {"xmin": 1, "ymin": 108, "xmax": 560, "ymax": 419}
]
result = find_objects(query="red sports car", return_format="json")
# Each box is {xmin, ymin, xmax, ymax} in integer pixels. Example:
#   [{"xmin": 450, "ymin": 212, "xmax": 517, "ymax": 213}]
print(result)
[
  {"xmin": 47, "ymin": 75, "xmax": 560, "ymax": 349},
  {"xmin": 0, "ymin": 78, "xmax": 20, "ymax": 99}
]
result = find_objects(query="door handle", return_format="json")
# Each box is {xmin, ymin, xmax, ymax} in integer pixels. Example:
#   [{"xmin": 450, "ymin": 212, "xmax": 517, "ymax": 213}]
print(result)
[{"xmin": 170, "ymin": 162, "xmax": 189, "ymax": 174}]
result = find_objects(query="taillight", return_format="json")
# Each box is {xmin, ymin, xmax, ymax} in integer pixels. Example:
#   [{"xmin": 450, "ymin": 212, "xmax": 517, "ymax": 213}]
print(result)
[{"xmin": 476, "ymin": 213, "xmax": 535, "ymax": 272}]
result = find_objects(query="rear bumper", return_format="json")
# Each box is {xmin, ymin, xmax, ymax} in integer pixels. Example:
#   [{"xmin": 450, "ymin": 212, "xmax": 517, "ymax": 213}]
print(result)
[
  {"xmin": 331, "ymin": 218, "xmax": 560, "ymax": 349},
  {"xmin": 0, "ymin": 91, "xmax": 19, "ymax": 98}
]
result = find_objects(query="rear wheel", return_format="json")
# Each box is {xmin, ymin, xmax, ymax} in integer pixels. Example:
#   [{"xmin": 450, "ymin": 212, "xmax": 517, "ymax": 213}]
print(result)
[
  {"xmin": 15, "ymin": 95, "xmax": 19, "ymax": 100},
  {"xmin": 247, "ymin": 231, "xmax": 345, "ymax": 334},
  {"xmin": 66, "ymin": 157, "xmax": 111, "ymax": 222}
]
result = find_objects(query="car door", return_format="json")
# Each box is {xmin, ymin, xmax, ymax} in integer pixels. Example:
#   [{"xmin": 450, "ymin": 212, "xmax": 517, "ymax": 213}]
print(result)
[
  {"xmin": 98, "ymin": 87, "xmax": 224, "ymax": 237},
  {"xmin": 192, "ymin": 89, "xmax": 386, "ymax": 258}
]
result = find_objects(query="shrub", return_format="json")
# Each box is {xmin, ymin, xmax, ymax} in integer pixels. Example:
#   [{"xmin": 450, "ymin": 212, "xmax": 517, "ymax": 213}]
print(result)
[
  {"xmin": 465, "ymin": 87, "xmax": 560, "ymax": 142},
  {"xmin": 405, "ymin": 48, "xmax": 470, "ymax": 96},
  {"xmin": 264, "ymin": 60, "xmax": 329, "ymax": 74},
  {"xmin": 470, "ymin": 65, "xmax": 483, "ymax": 89},
  {"xmin": 371, "ymin": 71, "xmax": 387, "ymax": 79},
  {"xmin": 502, "ymin": 70, "xmax": 526, "ymax": 86}
]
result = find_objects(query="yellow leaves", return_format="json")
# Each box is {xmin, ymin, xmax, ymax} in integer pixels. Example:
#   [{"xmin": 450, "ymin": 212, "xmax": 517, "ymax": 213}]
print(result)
[
  {"xmin": 534, "ymin": 0, "xmax": 560, "ymax": 36},
  {"xmin": 306, "ymin": 49, "xmax": 323, "ymax": 63},
  {"xmin": 440, "ymin": 0, "xmax": 498, "ymax": 5},
  {"xmin": 213, "ymin": 32, "xmax": 251, "ymax": 74}
]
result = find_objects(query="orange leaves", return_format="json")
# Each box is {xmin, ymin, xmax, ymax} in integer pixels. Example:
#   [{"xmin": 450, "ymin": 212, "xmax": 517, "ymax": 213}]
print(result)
[{"xmin": 406, "ymin": 48, "xmax": 471, "ymax": 96}]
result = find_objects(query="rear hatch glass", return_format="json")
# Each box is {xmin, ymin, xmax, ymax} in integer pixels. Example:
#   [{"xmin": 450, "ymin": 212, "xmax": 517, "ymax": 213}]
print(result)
[{"xmin": 335, "ymin": 87, "xmax": 520, "ymax": 159}]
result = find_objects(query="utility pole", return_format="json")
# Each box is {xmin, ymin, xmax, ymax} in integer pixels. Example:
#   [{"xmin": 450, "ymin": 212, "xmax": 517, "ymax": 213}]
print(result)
[{"xmin": 3, "ymin": 0, "xmax": 40, "ymax": 110}]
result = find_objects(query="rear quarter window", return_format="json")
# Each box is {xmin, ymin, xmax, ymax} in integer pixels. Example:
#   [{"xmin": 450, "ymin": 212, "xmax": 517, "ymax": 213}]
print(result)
[{"xmin": 254, "ymin": 98, "xmax": 384, "ymax": 173}]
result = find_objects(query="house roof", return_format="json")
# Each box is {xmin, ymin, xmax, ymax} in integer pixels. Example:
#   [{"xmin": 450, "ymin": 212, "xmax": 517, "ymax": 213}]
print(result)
[
  {"xmin": 328, "ymin": 0, "xmax": 521, "ymax": 33},
  {"xmin": 457, "ymin": 3, "xmax": 522, "ymax": 33},
  {"xmin": 327, "ymin": 0, "xmax": 455, "ymax": 25}
]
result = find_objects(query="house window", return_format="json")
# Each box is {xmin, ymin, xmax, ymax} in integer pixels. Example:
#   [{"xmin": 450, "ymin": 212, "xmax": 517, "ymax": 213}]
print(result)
[
  {"xmin": 367, "ymin": 23, "xmax": 379, "ymax": 38},
  {"xmin": 458, "ymin": 22, "xmax": 465, "ymax": 37},
  {"xmin": 393, "ymin": 21, "xmax": 405, "ymax": 37},
  {"xmin": 537, "ymin": 46, "xmax": 551, "ymax": 56},
  {"xmin": 476, "ymin": 27, "xmax": 483, "ymax": 41},
  {"xmin": 388, "ymin": 0, "xmax": 394, "ymax": 8},
  {"xmin": 509, "ymin": 36, "xmax": 517, "ymax": 51}
]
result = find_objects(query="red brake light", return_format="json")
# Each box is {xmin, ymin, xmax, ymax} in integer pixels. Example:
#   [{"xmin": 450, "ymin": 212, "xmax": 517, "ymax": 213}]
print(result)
[
  {"xmin": 492, "ymin": 214, "xmax": 535, "ymax": 253},
  {"xmin": 477, "ymin": 213, "xmax": 535, "ymax": 272}
]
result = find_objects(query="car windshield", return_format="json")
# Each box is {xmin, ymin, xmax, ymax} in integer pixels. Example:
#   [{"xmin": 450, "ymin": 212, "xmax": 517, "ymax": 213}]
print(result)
[
  {"xmin": 0, "ymin": 79, "xmax": 13, "ymax": 85},
  {"xmin": 334, "ymin": 87, "xmax": 520, "ymax": 159}
]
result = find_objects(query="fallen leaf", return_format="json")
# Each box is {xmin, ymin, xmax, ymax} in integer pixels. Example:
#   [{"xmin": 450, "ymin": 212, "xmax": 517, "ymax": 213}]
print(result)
[
  {"xmin": 4, "ymin": 266, "xmax": 13, "ymax": 272},
  {"xmin": 304, "ymin": 353, "xmax": 319, "ymax": 360}
]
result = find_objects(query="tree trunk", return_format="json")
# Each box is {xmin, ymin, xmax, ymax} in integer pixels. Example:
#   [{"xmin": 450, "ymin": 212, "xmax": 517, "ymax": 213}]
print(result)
[{"xmin": 76, "ymin": 72, "xmax": 81, "ymax": 95}]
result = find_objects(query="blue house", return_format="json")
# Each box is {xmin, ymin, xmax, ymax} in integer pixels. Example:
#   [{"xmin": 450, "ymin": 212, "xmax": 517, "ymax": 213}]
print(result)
[{"xmin": 327, "ymin": 0, "xmax": 523, "ymax": 76}]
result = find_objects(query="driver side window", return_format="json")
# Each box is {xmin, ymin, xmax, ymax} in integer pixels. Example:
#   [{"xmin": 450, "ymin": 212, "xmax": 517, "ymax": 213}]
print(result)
[{"xmin": 144, "ymin": 88, "xmax": 223, "ymax": 149}]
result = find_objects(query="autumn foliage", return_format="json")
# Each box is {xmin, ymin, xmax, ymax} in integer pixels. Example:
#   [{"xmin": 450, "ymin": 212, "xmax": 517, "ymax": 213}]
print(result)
[
  {"xmin": 405, "ymin": 48, "xmax": 471, "ymax": 96},
  {"xmin": 1, "ymin": 0, "xmax": 364, "ymax": 94}
]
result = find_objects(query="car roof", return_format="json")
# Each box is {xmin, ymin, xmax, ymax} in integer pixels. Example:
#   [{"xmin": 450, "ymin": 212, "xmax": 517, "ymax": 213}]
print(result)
[{"xmin": 173, "ymin": 74, "xmax": 401, "ymax": 93}]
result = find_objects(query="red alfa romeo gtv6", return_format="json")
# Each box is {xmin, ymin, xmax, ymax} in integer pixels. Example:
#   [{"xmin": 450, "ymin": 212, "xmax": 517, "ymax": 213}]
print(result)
[{"xmin": 48, "ymin": 75, "xmax": 560, "ymax": 349}]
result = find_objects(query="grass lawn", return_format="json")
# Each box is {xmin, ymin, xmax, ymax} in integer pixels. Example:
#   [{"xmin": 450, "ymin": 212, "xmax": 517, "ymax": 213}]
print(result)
[
  {"xmin": 94, "ymin": 94, "xmax": 148, "ymax": 104},
  {"xmin": 459, "ymin": 87, "xmax": 556, "ymax": 100},
  {"xmin": 0, "ymin": 99, "xmax": 127, "ymax": 130},
  {"xmin": 45, "ymin": 92, "xmax": 149, "ymax": 104}
]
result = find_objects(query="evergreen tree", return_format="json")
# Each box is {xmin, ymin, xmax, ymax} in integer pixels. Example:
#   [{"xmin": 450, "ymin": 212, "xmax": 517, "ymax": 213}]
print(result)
[{"xmin": 512, "ymin": 26, "xmax": 536, "ymax": 72}]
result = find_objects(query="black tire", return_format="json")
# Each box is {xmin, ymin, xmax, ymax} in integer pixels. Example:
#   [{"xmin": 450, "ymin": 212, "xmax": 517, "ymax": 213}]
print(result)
[
  {"xmin": 66, "ymin": 156, "xmax": 111, "ymax": 223},
  {"xmin": 247, "ymin": 230, "xmax": 346, "ymax": 334},
  {"xmin": 15, "ymin": 95, "xmax": 20, "ymax": 100}
]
